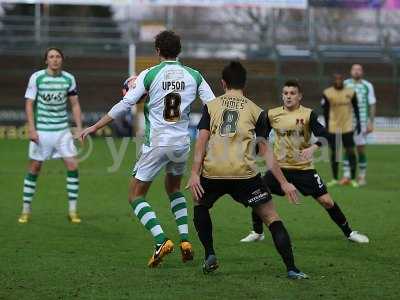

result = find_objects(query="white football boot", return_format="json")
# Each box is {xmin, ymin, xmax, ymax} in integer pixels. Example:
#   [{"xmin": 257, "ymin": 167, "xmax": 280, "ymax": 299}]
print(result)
[
  {"xmin": 357, "ymin": 176, "xmax": 367, "ymax": 186},
  {"xmin": 348, "ymin": 231, "xmax": 369, "ymax": 243},
  {"xmin": 240, "ymin": 231, "xmax": 265, "ymax": 242}
]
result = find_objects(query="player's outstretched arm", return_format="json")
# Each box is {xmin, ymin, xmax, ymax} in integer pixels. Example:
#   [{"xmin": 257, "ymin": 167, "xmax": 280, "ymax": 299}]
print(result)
[
  {"xmin": 81, "ymin": 70, "xmax": 148, "ymax": 142},
  {"xmin": 258, "ymin": 141, "xmax": 299, "ymax": 204},
  {"xmin": 80, "ymin": 114, "xmax": 113, "ymax": 142}
]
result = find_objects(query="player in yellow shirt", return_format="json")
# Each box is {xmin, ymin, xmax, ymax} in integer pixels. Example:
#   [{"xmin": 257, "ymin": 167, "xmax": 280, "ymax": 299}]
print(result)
[
  {"xmin": 321, "ymin": 73, "xmax": 361, "ymax": 187},
  {"xmin": 187, "ymin": 62, "xmax": 308, "ymax": 279},
  {"xmin": 240, "ymin": 80, "xmax": 369, "ymax": 245}
]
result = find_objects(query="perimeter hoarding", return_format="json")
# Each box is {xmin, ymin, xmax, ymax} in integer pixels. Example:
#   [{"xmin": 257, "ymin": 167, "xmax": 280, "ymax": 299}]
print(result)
[
  {"xmin": 0, "ymin": 0, "xmax": 307, "ymax": 9},
  {"xmin": 310, "ymin": 0, "xmax": 400, "ymax": 9},
  {"xmin": 141, "ymin": 0, "xmax": 307, "ymax": 8}
]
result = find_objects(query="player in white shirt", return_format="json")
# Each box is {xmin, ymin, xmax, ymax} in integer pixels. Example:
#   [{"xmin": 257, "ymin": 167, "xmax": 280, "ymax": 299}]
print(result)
[
  {"xmin": 341, "ymin": 64, "xmax": 377, "ymax": 186},
  {"xmin": 18, "ymin": 47, "xmax": 83, "ymax": 224},
  {"xmin": 80, "ymin": 31, "xmax": 215, "ymax": 267}
]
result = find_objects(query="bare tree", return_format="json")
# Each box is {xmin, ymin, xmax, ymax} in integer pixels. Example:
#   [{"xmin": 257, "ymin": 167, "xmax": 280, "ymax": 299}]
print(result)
[{"xmin": 213, "ymin": 7, "xmax": 273, "ymax": 46}]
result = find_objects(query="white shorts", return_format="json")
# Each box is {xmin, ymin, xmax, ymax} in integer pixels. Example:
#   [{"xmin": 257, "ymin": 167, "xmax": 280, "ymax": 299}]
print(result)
[
  {"xmin": 354, "ymin": 131, "xmax": 368, "ymax": 146},
  {"xmin": 132, "ymin": 144, "xmax": 190, "ymax": 182},
  {"xmin": 29, "ymin": 129, "xmax": 77, "ymax": 161}
]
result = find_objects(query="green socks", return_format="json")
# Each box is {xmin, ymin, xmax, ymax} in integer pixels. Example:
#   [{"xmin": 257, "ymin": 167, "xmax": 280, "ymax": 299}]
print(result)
[
  {"xmin": 169, "ymin": 192, "xmax": 189, "ymax": 242},
  {"xmin": 67, "ymin": 170, "xmax": 79, "ymax": 212},
  {"xmin": 22, "ymin": 173, "xmax": 38, "ymax": 213},
  {"xmin": 131, "ymin": 197, "xmax": 167, "ymax": 245},
  {"xmin": 358, "ymin": 153, "xmax": 367, "ymax": 178}
]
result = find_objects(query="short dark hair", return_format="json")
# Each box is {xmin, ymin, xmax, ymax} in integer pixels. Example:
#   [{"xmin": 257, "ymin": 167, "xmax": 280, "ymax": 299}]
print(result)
[
  {"xmin": 222, "ymin": 61, "xmax": 247, "ymax": 90},
  {"xmin": 333, "ymin": 72, "xmax": 344, "ymax": 78},
  {"xmin": 283, "ymin": 79, "xmax": 302, "ymax": 93},
  {"xmin": 154, "ymin": 31, "xmax": 181, "ymax": 59}
]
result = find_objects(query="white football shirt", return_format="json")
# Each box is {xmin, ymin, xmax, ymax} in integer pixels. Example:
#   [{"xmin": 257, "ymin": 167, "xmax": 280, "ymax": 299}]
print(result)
[{"xmin": 108, "ymin": 60, "xmax": 215, "ymax": 146}]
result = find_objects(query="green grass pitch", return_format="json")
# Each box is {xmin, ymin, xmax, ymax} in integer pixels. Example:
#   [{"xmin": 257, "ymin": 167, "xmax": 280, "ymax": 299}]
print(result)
[{"xmin": 0, "ymin": 139, "xmax": 399, "ymax": 299}]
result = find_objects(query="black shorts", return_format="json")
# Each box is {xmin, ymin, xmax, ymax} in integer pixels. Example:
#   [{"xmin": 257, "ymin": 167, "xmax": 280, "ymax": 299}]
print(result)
[
  {"xmin": 199, "ymin": 174, "xmax": 272, "ymax": 209},
  {"xmin": 328, "ymin": 132, "xmax": 355, "ymax": 149},
  {"xmin": 263, "ymin": 169, "xmax": 327, "ymax": 199}
]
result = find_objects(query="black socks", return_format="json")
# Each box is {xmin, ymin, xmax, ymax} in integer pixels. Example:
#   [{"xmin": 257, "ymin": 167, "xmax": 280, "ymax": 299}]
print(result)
[
  {"xmin": 268, "ymin": 221, "xmax": 298, "ymax": 272},
  {"xmin": 326, "ymin": 202, "xmax": 352, "ymax": 237},
  {"xmin": 194, "ymin": 205, "xmax": 215, "ymax": 259},
  {"xmin": 252, "ymin": 210, "xmax": 264, "ymax": 234},
  {"xmin": 348, "ymin": 151, "xmax": 357, "ymax": 180},
  {"xmin": 330, "ymin": 151, "xmax": 340, "ymax": 180}
]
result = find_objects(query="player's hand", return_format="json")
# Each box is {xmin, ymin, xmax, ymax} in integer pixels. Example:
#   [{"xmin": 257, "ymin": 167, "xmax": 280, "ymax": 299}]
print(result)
[
  {"xmin": 367, "ymin": 121, "xmax": 374, "ymax": 133},
  {"xmin": 126, "ymin": 75, "xmax": 138, "ymax": 89},
  {"xmin": 299, "ymin": 144, "xmax": 318, "ymax": 161},
  {"xmin": 280, "ymin": 182, "xmax": 299, "ymax": 204},
  {"xmin": 186, "ymin": 173, "xmax": 204, "ymax": 202},
  {"xmin": 72, "ymin": 127, "xmax": 82, "ymax": 138},
  {"xmin": 28, "ymin": 127, "xmax": 39, "ymax": 144},
  {"xmin": 79, "ymin": 126, "xmax": 97, "ymax": 143},
  {"xmin": 73, "ymin": 127, "xmax": 83, "ymax": 145}
]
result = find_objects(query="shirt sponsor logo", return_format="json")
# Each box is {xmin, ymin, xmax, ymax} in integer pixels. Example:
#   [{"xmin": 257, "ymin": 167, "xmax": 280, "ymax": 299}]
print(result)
[
  {"xmin": 39, "ymin": 92, "xmax": 66, "ymax": 103},
  {"xmin": 165, "ymin": 70, "xmax": 184, "ymax": 80},
  {"xmin": 276, "ymin": 128, "xmax": 305, "ymax": 138}
]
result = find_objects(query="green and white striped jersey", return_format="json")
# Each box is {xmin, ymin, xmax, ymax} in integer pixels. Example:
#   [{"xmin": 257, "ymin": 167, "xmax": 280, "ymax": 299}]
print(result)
[
  {"xmin": 108, "ymin": 60, "xmax": 215, "ymax": 147},
  {"xmin": 25, "ymin": 69, "xmax": 78, "ymax": 132},
  {"xmin": 344, "ymin": 78, "xmax": 376, "ymax": 131}
]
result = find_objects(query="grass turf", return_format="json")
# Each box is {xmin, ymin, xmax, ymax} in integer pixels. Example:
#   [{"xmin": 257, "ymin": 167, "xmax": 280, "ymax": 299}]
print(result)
[{"xmin": 0, "ymin": 139, "xmax": 399, "ymax": 299}]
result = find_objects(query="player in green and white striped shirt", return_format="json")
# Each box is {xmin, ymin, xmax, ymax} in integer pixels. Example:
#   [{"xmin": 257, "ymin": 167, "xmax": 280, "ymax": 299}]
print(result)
[
  {"xmin": 341, "ymin": 64, "xmax": 376, "ymax": 186},
  {"xmin": 81, "ymin": 31, "xmax": 215, "ymax": 268},
  {"xmin": 18, "ymin": 47, "xmax": 83, "ymax": 224}
]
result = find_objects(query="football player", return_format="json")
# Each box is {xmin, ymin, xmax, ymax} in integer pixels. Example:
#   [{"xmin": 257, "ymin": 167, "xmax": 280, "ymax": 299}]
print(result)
[
  {"xmin": 81, "ymin": 31, "xmax": 215, "ymax": 267},
  {"xmin": 187, "ymin": 62, "xmax": 307, "ymax": 279},
  {"xmin": 18, "ymin": 47, "xmax": 82, "ymax": 224},
  {"xmin": 240, "ymin": 80, "xmax": 369, "ymax": 245}
]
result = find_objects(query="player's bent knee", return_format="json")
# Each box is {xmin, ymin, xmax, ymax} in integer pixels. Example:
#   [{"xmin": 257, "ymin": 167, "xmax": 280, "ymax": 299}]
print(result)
[
  {"xmin": 345, "ymin": 147, "xmax": 355, "ymax": 156},
  {"xmin": 131, "ymin": 178, "xmax": 151, "ymax": 200},
  {"xmin": 254, "ymin": 202, "xmax": 281, "ymax": 226},
  {"xmin": 64, "ymin": 157, "xmax": 78, "ymax": 171},
  {"xmin": 317, "ymin": 194, "xmax": 334, "ymax": 209},
  {"xmin": 165, "ymin": 174, "xmax": 182, "ymax": 195},
  {"xmin": 165, "ymin": 186, "xmax": 180, "ymax": 195},
  {"xmin": 128, "ymin": 178, "xmax": 138, "ymax": 203},
  {"xmin": 192, "ymin": 198, "xmax": 201, "ymax": 206},
  {"xmin": 265, "ymin": 215, "xmax": 281, "ymax": 226},
  {"xmin": 357, "ymin": 145, "xmax": 365, "ymax": 153},
  {"xmin": 29, "ymin": 160, "xmax": 42, "ymax": 174}
]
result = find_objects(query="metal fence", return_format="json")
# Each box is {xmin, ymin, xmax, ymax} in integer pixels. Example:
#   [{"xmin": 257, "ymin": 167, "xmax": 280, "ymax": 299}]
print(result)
[
  {"xmin": 1, "ymin": 12, "xmax": 400, "ymax": 59},
  {"xmin": 1, "ymin": 12, "xmax": 399, "ymax": 116},
  {"xmin": 0, "ymin": 15, "xmax": 127, "ymax": 56}
]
